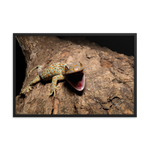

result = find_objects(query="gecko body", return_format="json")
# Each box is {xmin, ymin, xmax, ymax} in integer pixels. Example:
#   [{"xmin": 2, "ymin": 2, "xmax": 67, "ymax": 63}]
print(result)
[{"xmin": 21, "ymin": 61, "xmax": 85, "ymax": 96}]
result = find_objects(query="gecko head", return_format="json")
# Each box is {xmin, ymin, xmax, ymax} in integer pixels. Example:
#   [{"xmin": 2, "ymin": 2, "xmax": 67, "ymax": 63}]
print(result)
[{"xmin": 65, "ymin": 61, "xmax": 85, "ymax": 91}]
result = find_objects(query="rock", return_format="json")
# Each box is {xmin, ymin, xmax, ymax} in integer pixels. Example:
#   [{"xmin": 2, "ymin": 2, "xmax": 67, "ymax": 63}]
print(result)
[
  {"xmin": 15, "ymin": 36, "xmax": 134, "ymax": 115},
  {"xmin": 101, "ymin": 102, "xmax": 112, "ymax": 110}
]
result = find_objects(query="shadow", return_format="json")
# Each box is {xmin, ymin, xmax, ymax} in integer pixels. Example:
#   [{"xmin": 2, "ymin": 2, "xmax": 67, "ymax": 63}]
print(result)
[
  {"xmin": 20, "ymin": 93, "xmax": 26, "ymax": 98},
  {"xmin": 41, "ymin": 79, "xmax": 52, "ymax": 85},
  {"xmin": 16, "ymin": 39, "xmax": 26, "ymax": 96}
]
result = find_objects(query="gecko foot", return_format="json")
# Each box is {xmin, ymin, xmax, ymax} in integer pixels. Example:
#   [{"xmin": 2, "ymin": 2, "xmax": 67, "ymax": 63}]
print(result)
[
  {"xmin": 47, "ymin": 85, "xmax": 61, "ymax": 97},
  {"xmin": 47, "ymin": 90, "xmax": 55, "ymax": 97},
  {"xmin": 55, "ymin": 84, "xmax": 61, "ymax": 90},
  {"xmin": 21, "ymin": 85, "xmax": 32, "ymax": 94}
]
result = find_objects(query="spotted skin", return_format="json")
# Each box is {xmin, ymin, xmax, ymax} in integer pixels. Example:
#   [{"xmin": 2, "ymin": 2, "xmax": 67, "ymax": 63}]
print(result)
[{"xmin": 21, "ymin": 62, "xmax": 84, "ymax": 97}]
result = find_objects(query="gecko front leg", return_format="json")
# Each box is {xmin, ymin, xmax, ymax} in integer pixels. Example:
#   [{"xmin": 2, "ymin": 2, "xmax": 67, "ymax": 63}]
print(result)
[{"xmin": 48, "ymin": 74, "xmax": 65, "ymax": 97}]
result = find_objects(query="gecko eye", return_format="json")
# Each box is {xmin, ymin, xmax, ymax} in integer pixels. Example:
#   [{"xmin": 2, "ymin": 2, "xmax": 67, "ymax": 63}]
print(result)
[
  {"xmin": 65, "ymin": 65, "xmax": 69, "ymax": 72},
  {"xmin": 79, "ymin": 61, "xmax": 83, "ymax": 67}
]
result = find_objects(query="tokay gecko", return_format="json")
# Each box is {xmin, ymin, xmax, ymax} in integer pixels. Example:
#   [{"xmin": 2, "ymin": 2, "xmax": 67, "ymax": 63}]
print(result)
[{"xmin": 21, "ymin": 61, "xmax": 85, "ymax": 97}]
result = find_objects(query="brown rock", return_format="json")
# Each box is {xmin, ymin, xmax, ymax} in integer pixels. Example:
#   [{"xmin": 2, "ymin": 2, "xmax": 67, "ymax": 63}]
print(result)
[
  {"xmin": 101, "ymin": 102, "xmax": 112, "ymax": 110},
  {"xmin": 124, "ymin": 109, "xmax": 133, "ymax": 115},
  {"xmin": 108, "ymin": 105, "xmax": 122, "ymax": 115},
  {"xmin": 101, "ymin": 59, "xmax": 113, "ymax": 68}
]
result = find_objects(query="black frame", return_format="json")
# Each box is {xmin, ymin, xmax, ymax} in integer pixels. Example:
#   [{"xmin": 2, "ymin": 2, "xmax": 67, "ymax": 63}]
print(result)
[{"xmin": 13, "ymin": 33, "xmax": 137, "ymax": 117}]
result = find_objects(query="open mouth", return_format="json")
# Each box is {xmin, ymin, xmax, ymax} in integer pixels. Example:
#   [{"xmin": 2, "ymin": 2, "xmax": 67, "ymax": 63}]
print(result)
[{"xmin": 65, "ymin": 70, "xmax": 85, "ymax": 91}]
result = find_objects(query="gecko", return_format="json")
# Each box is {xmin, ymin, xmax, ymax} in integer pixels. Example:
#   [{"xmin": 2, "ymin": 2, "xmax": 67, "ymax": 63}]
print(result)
[{"xmin": 21, "ymin": 61, "xmax": 85, "ymax": 97}]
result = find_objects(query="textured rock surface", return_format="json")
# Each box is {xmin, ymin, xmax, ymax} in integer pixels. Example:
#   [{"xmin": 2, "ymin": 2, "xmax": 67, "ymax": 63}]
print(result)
[{"xmin": 15, "ymin": 36, "xmax": 134, "ymax": 115}]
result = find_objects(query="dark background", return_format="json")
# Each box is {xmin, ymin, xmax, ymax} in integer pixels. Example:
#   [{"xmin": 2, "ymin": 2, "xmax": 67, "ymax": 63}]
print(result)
[
  {"xmin": 58, "ymin": 36, "xmax": 134, "ymax": 56},
  {"xmin": 15, "ymin": 35, "xmax": 135, "ymax": 96}
]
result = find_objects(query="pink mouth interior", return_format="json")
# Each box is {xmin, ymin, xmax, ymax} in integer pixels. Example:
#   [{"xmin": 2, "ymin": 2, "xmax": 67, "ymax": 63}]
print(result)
[{"xmin": 65, "ymin": 70, "xmax": 85, "ymax": 91}]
